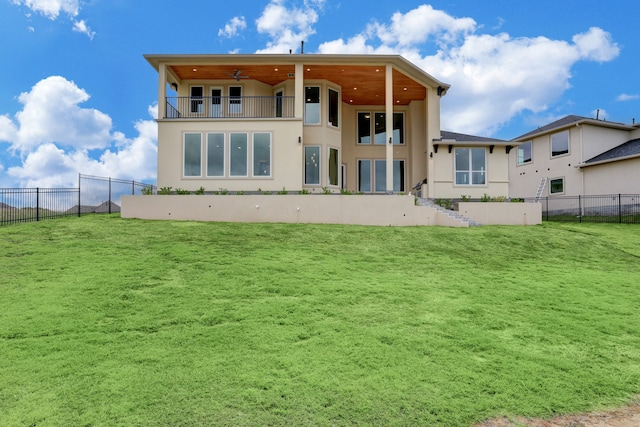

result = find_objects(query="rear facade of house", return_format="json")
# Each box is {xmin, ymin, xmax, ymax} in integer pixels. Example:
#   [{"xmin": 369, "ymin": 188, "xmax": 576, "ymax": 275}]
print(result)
[{"xmin": 146, "ymin": 53, "xmax": 512, "ymax": 199}]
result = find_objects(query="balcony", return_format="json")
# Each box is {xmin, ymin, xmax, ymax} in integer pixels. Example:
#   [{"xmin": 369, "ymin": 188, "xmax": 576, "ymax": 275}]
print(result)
[{"xmin": 165, "ymin": 96, "xmax": 295, "ymax": 119}]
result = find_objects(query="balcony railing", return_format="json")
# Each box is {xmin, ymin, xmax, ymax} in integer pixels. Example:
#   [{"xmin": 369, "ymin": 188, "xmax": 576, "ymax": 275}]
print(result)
[{"xmin": 165, "ymin": 96, "xmax": 295, "ymax": 119}]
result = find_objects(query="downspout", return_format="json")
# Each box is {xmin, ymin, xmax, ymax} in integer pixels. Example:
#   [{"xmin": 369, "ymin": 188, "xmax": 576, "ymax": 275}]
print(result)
[{"xmin": 577, "ymin": 123, "xmax": 584, "ymax": 196}]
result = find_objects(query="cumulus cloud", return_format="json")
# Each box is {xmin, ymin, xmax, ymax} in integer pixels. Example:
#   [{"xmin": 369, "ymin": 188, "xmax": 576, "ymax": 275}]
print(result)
[
  {"xmin": 11, "ymin": 0, "xmax": 80, "ymax": 19},
  {"xmin": 617, "ymin": 93, "xmax": 639, "ymax": 101},
  {"xmin": 313, "ymin": 4, "xmax": 620, "ymax": 136},
  {"xmin": 73, "ymin": 19, "xmax": 95, "ymax": 40},
  {"xmin": 0, "ymin": 77, "xmax": 157, "ymax": 188},
  {"xmin": 255, "ymin": 0, "xmax": 325, "ymax": 53},
  {"xmin": 218, "ymin": 16, "xmax": 247, "ymax": 38}
]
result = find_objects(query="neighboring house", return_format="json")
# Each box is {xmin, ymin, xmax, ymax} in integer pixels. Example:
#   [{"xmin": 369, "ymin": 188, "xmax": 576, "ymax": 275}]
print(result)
[
  {"xmin": 144, "ymin": 53, "xmax": 512, "ymax": 199},
  {"xmin": 509, "ymin": 115, "xmax": 640, "ymax": 198}
]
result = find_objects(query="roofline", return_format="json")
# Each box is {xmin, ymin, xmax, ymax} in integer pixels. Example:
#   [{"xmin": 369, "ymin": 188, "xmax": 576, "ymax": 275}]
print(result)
[
  {"xmin": 144, "ymin": 53, "xmax": 450, "ymax": 91},
  {"xmin": 432, "ymin": 138, "xmax": 518, "ymax": 147},
  {"xmin": 579, "ymin": 152, "xmax": 640, "ymax": 168},
  {"xmin": 513, "ymin": 118, "xmax": 636, "ymax": 142}
]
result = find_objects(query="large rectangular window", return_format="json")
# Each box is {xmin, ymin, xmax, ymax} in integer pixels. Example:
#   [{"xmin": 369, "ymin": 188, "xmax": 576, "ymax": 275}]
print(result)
[
  {"xmin": 305, "ymin": 146, "xmax": 320, "ymax": 185},
  {"xmin": 551, "ymin": 130, "xmax": 569, "ymax": 157},
  {"xmin": 550, "ymin": 177, "xmax": 564, "ymax": 194},
  {"xmin": 358, "ymin": 160, "xmax": 371, "ymax": 192},
  {"xmin": 184, "ymin": 133, "xmax": 202, "ymax": 177},
  {"xmin": 230, "ymin": 133, "xmax": 248, "ymax": 176},
  {"xmin": 455, "ymin": 147, "xmax": 486, "ymax": 185},
  {"xmin": 358, "ymin": 112, "xmax": 404, "ymax": 144},
  {"xmin": 253, "ymin": 133, "xmax": 271, "ymax": 177},
  {"xmin": 328, "ymin": 88, "xmax": 339, "ymax": 127},
  {"xmin": 328, "ymin": 147, "xmax": 339, "ymax": 186},
  {"xmin": 517, "ymin": 141, "xmax": 532, "ymax": 165},
  {"xmin": 304, "ymin": 86, "xmax": 320, "ymax": 124},
  {"xmin": 358, "ymin": 112, "xmax": 371, "ymax": 144},
  {"xmin": 206, "ymin": 133, "xmax": 224, "ymax": 177}
]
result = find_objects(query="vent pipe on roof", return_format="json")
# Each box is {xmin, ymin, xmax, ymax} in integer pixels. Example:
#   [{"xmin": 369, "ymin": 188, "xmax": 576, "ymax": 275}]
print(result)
[
  {"xmin": 301, "ymin": 41, "xmax": 305, "ymax": 54},
  {"xmin": 596, "ymin": 109, "xmax": 600, "ymax": 120}
]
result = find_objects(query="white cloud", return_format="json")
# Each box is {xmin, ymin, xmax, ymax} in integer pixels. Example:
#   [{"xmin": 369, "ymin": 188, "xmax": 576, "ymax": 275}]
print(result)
[
  {"xmin": 0, "ymin": 77, "xmax": 157, "ymax": 188},
  {"xmin": 255, "ymin": 0, "xmax": 325, "ymax": 53},
  {"xmin": 11, "ymin": 0, "xmax": 80, "ymax": 19},
  {"xmin": 73, "ymin": 19, "xmax": 95, "ymax": 40},
  {"xmin": 218, "ymin": 16, "xmax": 247, "ymax": 38},
  {"xmin": 617, "ymin": 93, "xmax": 639, "ymax": 101},
  {"xmin": 314, "ymin": 5, "xmax": 620, "ymax": 136}
]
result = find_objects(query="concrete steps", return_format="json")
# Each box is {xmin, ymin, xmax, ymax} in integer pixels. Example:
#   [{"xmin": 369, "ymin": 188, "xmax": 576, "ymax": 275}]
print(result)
[{"xmin": 416, "ymin": 198, "xmax": 481, "ymax": 227}]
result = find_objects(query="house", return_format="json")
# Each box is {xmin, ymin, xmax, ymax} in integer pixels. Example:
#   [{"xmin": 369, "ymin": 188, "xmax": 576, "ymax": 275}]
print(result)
[
  {"xmin": 144, "ymin": 53, "xmax": 512, "ymax": 199},
  {"xmin": 509, "ymin": 115, "xmax": 640, "ymax": 198}
]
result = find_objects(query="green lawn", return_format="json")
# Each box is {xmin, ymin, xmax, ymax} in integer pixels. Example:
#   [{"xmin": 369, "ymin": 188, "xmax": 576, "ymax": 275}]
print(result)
[{"xmin": 1, "ymin": 216, "xmax": 640, "ymax": 426}]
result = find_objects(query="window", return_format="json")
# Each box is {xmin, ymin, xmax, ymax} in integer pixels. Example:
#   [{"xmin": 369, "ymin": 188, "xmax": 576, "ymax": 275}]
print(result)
[
  {"xmin": 357, "ymin": 112, "xmax": 404, "ymax": 144},
  {"xmin": 210, "ymin": 88, "xmax": 222, "ymax": 117},
  {"xmin": 328, "ymin": 88, "xmax": 339, "ymax": 127},
  {"xmin": 551, "ymin": 130, "xmax": 569, "ymax": 157},
  {"xmin": 358, "ymin": 160, "xmax": 371, "ymax": 192},
  {"xmin": 253, "ymin": 133, "xmax": 271, "ymax": 177},
  {"xmin": 190, "ymin": 86, "xmax": 203, "ymax": 114},
  {"xmin": 358, "ymin": 159, "xmax": 405, "ymax": 193},
  {"xmin": 304, "ymin": 86, "xmax": 320, "ymax": 124},
  {"xmin": 275, "ymin": 90, "xmax": 283, "ymax": 118},
  {"xmin": 455, "ymin": 148, "xmax": 486, "ymax": 185},
  {"xmin": 328, "ymin": 148, "xmax": 339, "ymax": 186},
  {"xmin": 229, "ymin": 86, "xmax": 242, "ymax": 114},
  {"xmin": 549, "ymin": 178, "xmax": 564, "ymax": 194},
  {"xmin": 517, "ymin": 141, "xmax": 532, "ymax": 165},
  {"xmin": 230, "ymin": 133, "xmax": 248, "ymax": 176},
  {"xmin": 357, "ymin": 112, "xmax": 371, "ymax": 144},
  {"xmin": 184, "ymin": 133, "xmax": 202, "ymax": 177},
  {"xmin": 305, "ymin": 146, "xmax": 320, "ymax": 185},
  {"xmin": 206, "ymin": 133, "xmax": 224, "ymax": 177}
]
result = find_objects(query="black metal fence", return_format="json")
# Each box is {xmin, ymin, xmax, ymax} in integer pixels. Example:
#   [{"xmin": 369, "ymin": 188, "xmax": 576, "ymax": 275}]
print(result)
[
  {"xmin": 1, "ymin": 174, "xmax": 155, "ymax": 226},
  {"xmin": 524, "ymin": 194, "xmax": 640, "ymax": 223}
]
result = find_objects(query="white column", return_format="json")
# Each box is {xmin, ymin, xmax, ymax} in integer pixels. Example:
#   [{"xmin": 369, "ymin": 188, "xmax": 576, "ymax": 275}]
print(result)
[
  {"xmin": 158, "ymin": 63, "xmax": 167, "ymax": 119},
  {"xmin": 295, "ymin": 63, "xmax": 304, "ymax": 120},
  {"xmin": 385, "ymin": 64, "xmax": 394, "ymax": 193}
]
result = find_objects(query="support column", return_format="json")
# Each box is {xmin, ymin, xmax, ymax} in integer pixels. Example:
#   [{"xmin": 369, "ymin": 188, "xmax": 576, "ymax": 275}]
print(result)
[
  {"xmin": 294, "ymin": 63, "xmax": 304, "ymax": 120},
  {"xmin": 426, "ymin": 86, "xmax": 441, "ymax": 199},
  {"xmin": 385, "ymin": 64, "xmax": 394, "ymax": 193},
  {"xmin": 158, "ymin": 63, "xmax": 167, "ymax": 119}
]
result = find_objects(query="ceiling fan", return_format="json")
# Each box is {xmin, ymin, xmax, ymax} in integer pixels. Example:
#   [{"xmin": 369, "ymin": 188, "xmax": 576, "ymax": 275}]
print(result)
[{"xmin": 227, "ymin": 69, "xmax": 249, "ymax": 81}]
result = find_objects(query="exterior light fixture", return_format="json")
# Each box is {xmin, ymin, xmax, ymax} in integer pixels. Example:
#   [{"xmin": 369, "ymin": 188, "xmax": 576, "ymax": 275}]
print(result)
[
  {"xmin": 388, "ymin": 137, "xmax": 392, "ymax": 144},
  {"xmin": 298, "ymin": 136, "xmax": 302, "ymax": 144}
]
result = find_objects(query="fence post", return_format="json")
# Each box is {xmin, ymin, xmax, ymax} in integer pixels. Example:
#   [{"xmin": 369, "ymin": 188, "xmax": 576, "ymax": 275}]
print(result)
[
  {"xmin": 578, "ymin": 195, "xmax": 582, "ymax": 223},
  {"xmin": 545, "ymin": 197, "xmax": 549, "ymax": 221},
  {"xmin": 36, "ymin": 187, "xmax": 40, "ymax": 222},
  {"xmin": 109, "ymin": 177, "xmax": 112, "ymax": 214},
  {"xmin": 619, "ymin": 194, "xmax": 622, "ymax": 224},
  {"xmin": 78, "ymin": 173, "xmax": 82, "ymax": 217}
]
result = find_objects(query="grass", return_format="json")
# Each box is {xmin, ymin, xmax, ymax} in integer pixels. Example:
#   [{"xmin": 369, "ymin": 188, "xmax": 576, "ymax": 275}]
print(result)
[{"xmin": 1, "ymin": 216, "xmax": 640, "ymax": 426}]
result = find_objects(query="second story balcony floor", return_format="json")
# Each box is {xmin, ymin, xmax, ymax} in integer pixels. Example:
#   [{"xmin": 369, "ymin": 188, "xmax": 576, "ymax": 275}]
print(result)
[{"xmin": 165, "ymin": 95, "xmax": 296, "ymax": 119}]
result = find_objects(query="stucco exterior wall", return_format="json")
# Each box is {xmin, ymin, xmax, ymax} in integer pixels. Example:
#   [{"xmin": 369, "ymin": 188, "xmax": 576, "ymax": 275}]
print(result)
[
  {"xmin": 582, "ymin": 158, "xmax": 640, "ymax": 195},
  {"xmin": 157, "ymin": 119, "xmax": 304, "ymax": 192},
  {"xmin": 457, "ymin": 202, "xmax": 542, "ymax": 225}
]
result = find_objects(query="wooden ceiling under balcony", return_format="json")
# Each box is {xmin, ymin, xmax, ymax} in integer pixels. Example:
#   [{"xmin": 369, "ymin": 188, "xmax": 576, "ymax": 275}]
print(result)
[{"xmin": 169, "ymin": 64, "xmax": 427, "ymax": 106}]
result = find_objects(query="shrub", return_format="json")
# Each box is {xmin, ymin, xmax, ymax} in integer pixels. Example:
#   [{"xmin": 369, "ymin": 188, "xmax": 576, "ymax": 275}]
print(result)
[
  {"xmin": 277, "ymin": 187, "xmax": 288, "ymax": 195},
  {"xmin": 175, "ymin": 188, "xmax": 191, "ymax": 195},
  {"xmin": 194, "ymin": 187, "xmax": 205, "ymax": 195},
  {"xmin": 158, "ymin": 186, "xmax": 172, "ymax": 195},
  {"xmin": 141, "ymin": 185, "xmax": 154, "ymax": 195}
]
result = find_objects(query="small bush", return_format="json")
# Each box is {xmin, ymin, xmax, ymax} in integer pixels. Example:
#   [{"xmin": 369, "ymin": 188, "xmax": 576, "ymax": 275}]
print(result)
[
  {"xmin": 175, "ymin": 188, "xmax": 191, "ymax": 195},
  {"xmin": 194, "ymin": 187, "xmax": 205, "ymax": 195},
  {"xmin": 158, "ymin": 186, "xmax": 172, "ymax": 195},
  {"xmin": 460, "ymin": 195, "xmax": 471, "ymax": 202},
  {"xmin": 298, "ymin": 189, "xmax": 311, "ymax": 195},
  {"xmin": 141, "ymin": 185, "xmax": 154, "ymax": 195},
  {"xmin": 277, "ymin": 187, "xmax": 288, "ymax": 195}
]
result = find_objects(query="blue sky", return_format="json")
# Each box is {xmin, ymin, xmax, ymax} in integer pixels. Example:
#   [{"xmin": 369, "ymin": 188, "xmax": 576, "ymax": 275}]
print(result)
[{"xmin": 0, "ymin": 0, "xmax": 638, "ymax": 187}]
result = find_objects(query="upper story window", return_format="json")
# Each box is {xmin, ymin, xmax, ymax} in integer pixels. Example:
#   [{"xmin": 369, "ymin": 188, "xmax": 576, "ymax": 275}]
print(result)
[
  {"xmin": 517, "ymin": 141, "xmax": 532, "ymax": 165},
  {"xmin": 304, "ymin": 86, "xmax": 320, "ymax": 124},
  {"xmin": 229, "ymin": 86, "xmax": 242, "ymax": 114},
  {"xmin": 357, "ymin": 112, "xmax": 404, "ymax": 144},
  {"xmin": 328, "ymin": 88, "xmax": 339, "ymax": 128},
  {"xmin": 455, "ymin": 147, "xmax": 486, "ymax": 185},
  {"xmin": 551, "ymin": 130, "xmax": 569, "ymax": 157},
  {"xmin": 190, "ymin": 86, "xmax": 204, "ymax": 114}
]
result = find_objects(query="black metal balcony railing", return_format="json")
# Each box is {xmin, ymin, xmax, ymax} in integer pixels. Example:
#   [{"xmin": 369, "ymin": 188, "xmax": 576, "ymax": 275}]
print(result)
[{"xmin": 165, "ymin": 96, "xmax": 295, "ymax": 119}]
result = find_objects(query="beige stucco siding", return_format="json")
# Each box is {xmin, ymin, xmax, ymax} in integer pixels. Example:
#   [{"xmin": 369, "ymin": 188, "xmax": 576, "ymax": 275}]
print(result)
[{"xmin": 582, "ymin": 158, "xmax": 640, "ymax": 195}]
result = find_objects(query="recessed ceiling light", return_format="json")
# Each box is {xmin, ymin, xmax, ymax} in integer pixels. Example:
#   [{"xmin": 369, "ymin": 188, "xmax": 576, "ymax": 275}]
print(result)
[
  {"xmin": 274, "ymin": 68, "xmax": 279, "ymax": 71},
  {"xmin": 192, "ymin": 68, "xmax": 197, "ymax": 72},
  {"xmin": 403, "ymin": 87, "xmax": 408, "ymax": 91}
]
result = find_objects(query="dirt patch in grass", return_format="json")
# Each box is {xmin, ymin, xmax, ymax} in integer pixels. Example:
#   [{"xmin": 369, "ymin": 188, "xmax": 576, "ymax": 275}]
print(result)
[{"xmin": 476, "ymin": 399, "xmax": 640, "ymax": 427}]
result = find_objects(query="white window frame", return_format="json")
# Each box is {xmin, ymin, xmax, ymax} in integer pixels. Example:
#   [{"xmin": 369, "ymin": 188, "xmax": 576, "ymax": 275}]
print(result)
[
  {"xmin": 209, "ymin": 87, "xmax": 223, "ymax": 118},
  {"xmin": 252, "ymin": 133, "xmax": 272, "ymax": 178},
  {"xmin": 549, "ymin": 177, "xmax": 565, "ymax": 195},
  {"xmin": 304, "ymin": 86, "xmax": 321, "ymax": 125},
  {"xmin": 183, "ymin": 132, "xmax": 202, "ymax": 177},
  {"xmin": 205, "ymin": 132, "xmax": 225, "ymax": 177},
  {"xmin": 304, "ymin": 146, "xmax": 321, "ymax": 185},
  {"xmin": 327, "ymin": 87, "xmax": 340, "ymax": 128},
  {"xmin": 357, "ymin": 159, "xmax": 372, "ymax": 192},
  {"xmin": 229, "ymin": 132, "xmax": 248, "ymax": 177},
  {"xmin": 517, "ymin": 141, "xmax": 532, "ymax": 165},
  {"xmin": 454, "ymin": 147, "xmax": 487, "ymax": 186},
  {"xmin": 551, "ymin": 130, "xmax": 569, "ymax": 158},
  {"xmin": 357, "ymin": 159, "xmax": 405, "ymax": 193},
  {"xmin": 357, "ymin": 111, "xmax": 404, "ymax": 144}
]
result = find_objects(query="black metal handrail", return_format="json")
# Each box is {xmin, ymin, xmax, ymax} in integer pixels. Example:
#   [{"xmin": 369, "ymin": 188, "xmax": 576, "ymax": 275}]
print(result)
[{"xmin": 165, "ymin": 96, "xmax": 295, "ymax": 119}]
